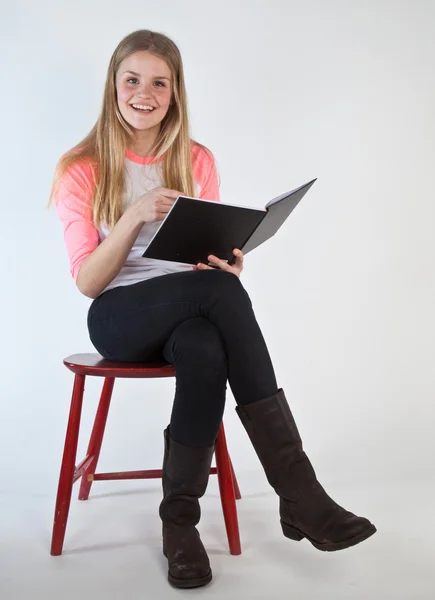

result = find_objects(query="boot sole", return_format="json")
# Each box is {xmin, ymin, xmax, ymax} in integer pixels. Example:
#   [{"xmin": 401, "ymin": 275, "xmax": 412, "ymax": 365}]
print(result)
[
  {"xmin": 163, "ymin": 547, "xmax": 213, "ymax": 589},
  {"xmin": 281, "ymin": 520, "xmax": 377, "ymax": 552}
]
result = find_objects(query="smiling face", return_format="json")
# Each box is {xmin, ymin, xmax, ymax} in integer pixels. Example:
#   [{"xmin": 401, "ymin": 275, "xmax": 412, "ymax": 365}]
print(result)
[{"xmin": 115, "ymin": 50, "xmax": 173, "ymax": 140}]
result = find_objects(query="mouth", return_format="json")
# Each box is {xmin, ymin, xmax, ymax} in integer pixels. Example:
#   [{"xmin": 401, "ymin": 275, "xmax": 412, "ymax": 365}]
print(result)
[{"xmin": 130, "ymin": 103, "xmax": 156, "ymax": 113}]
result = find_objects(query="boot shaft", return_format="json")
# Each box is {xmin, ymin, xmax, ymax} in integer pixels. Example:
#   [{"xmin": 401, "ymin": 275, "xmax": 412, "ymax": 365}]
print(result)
[
  {"xmin": 236, "ymin": 390, "xmax": 316, "ymax": 493},
  {"xmin": 160, "ymin": 428, "xmax": 215, "ymax": 527}
]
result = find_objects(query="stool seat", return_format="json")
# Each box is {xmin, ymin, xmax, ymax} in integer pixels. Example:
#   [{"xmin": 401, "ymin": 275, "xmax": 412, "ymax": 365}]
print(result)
[{"xmin": 64, "ymin": 353, "xmax": 176, "ymax": 378}]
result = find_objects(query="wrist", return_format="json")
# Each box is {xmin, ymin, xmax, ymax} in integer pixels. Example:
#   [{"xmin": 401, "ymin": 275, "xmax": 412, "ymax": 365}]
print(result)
[{"xmin": 124, "ymin": 204, "xmax": 145, "ymax": 230}]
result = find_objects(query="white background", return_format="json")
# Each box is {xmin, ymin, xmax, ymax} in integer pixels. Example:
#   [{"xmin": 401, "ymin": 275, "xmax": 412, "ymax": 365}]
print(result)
[{"xmin": 1, "ymin": 0, "xmax": 435, "ymax": 598}]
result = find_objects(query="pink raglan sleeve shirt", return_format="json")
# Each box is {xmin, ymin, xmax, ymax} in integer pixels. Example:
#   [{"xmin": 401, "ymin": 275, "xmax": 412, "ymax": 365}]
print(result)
[
  {"xmin": 54, "ymin": 161, "xmax": 99, "ymax": 281},
  {"xmin": 54, "ymin": 145, "xmax": 220, "ymax": 282},
  {"xmin": 192, "ymin": 144, "xmax": 220, "ymax": 202}
]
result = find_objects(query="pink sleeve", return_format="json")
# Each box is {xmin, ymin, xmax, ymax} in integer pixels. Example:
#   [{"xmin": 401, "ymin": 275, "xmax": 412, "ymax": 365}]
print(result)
[
  {"xmin": 54, "ymin": 161, "xmax": 99, "ymax": 281},
  {"xmin": 192, "ymin": 144, "xmax": 220, "ymax": 201}
]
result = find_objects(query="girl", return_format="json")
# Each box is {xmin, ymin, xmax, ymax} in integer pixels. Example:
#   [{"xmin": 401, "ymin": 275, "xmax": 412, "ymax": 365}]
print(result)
[{"xmin": 51, "ymin": 29, "xmax": 376, "ymax": 589}]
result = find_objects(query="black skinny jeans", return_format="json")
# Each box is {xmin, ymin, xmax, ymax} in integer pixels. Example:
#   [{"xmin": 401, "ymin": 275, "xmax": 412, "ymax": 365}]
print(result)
[{"xmin": 87, "ymin": 269, "xmax": 278, "ymax": 447}]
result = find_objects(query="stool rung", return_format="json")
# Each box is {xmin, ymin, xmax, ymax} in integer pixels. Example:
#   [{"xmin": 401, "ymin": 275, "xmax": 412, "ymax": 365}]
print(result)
[
  {"xmin": 90, "ymin": 469, "xmax": 163, "ymax": 481},
  {"xmin": 89, "ymin": 467, "xmax": 219, "ymax": 482}
]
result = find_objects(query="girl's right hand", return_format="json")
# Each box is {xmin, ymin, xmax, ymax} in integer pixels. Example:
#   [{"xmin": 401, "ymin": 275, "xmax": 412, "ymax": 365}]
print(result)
[{"xmin": 131, "ymin": 186, "xmax": 183, "ymax": 225}]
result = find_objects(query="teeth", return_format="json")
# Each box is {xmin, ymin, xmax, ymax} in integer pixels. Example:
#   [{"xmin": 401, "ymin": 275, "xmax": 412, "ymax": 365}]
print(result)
[{"xmin": 132, "ymin": 104, "xmax": 154, "ymax": 111}]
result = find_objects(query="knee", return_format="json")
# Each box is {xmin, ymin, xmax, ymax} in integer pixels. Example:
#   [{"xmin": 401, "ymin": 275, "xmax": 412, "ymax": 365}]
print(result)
[
  {"xmin": 166, "ymin": 317, "xmax": 227, "ymax": 368},
  {"xmin": 204, "ymin": 270, "xmax": 251, "ymax": 305}
]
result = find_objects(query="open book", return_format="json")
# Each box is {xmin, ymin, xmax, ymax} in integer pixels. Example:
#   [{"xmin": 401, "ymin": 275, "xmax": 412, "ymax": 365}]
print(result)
[{"xmin": 142, "ymin": 178, "xmax": 317, "ymax": 265}]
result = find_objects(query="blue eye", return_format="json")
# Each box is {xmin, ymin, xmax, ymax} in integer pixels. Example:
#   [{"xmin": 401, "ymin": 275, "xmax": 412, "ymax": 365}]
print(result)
[
  {"xmin": 127, "ymin": 78, "xmax": 138, "ymax": 84},
  {"xmin": 154, "ymin": 81, "xmax": 165, "ymax": 87}
]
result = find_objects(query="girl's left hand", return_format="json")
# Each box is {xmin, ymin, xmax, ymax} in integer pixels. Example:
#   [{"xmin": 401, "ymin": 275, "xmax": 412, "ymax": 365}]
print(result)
[{"xmin": 195, "ymin": 248, "xmax": 244, "ymax": 278}]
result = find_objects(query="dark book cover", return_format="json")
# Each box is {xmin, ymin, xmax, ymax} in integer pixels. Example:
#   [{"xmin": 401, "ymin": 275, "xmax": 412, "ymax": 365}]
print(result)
[{"xmin": 143, "ymin": 179, "xmax": 316, "ymax": 265}]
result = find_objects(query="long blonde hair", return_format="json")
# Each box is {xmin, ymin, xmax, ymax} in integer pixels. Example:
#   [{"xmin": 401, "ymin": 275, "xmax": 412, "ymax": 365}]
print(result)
[{"xmin": 50, "ymin": 29, "xmax": 199, "ymax": 228}]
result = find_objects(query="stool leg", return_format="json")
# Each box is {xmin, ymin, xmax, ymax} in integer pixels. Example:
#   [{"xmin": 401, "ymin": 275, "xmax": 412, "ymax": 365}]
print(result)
[
  {"xmin": 215, "ymin": 423, "xmax": 241, "ymax": 555},
  {"xmin": 229, "ymin": 457, "xmax": 242, "ymax": 500},
  {"xmin": 78, "ymin": 377, "xmax": 115, "ymax": 501},
  {"xmin": 51, "ymin": 374, "xmax": 85, "ymax": 556}
]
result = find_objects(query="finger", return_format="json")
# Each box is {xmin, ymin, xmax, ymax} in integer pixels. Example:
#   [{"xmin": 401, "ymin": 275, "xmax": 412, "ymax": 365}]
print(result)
[
  {"xmin": 207, "ymin": 255, "xmax": 232, "ymax": 272},
  {"xmin": 233, "ymin": 248, "xmax": 244, "ymax": 267},
  {"xmin": 196, "ymin": 263, "xmax": 215, "ymax": 270},
  {"xmin": 159, "ymin": 188, "xmax": 183, "ymax": 199},
  {"xmin": 157, "ymin": 202, "xmax": 178, "ymax": 217},
  {"xmin": 158, "ymin": 201, "xmax": 176, "ymax": 212},
  {"xmin": 207, "ymin": 255, "xmax": 229, "ymax": 265},
  {"xmin": 158, "ymin": 196, "xmax": 177, "ymax": 206},
  {"xmin": 157, "ymin": 203, "xmax": 177, "ymax": 218}
]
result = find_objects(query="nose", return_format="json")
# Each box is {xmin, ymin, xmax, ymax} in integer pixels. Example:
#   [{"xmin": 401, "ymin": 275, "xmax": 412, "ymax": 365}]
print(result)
[{"xmin": 137, "ymin": 80, "xmax": 153, "ymax": 99}]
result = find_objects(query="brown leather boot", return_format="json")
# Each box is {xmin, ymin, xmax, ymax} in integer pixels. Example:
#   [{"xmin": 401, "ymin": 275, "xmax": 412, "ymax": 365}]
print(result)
[
  {"xmin": 236, "ymin": 389, "xmax": 377, "ymax": 551},
  {"xmin": 159, "ymin": 428, "xmax": 214, "ymax": 588}
]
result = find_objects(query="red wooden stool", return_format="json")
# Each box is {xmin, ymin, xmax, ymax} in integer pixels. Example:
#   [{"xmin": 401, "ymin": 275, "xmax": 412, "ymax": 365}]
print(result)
[{"xmin": 51, "ymin": 353, "xmax": 242, "ymax": 557}]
